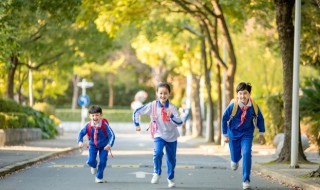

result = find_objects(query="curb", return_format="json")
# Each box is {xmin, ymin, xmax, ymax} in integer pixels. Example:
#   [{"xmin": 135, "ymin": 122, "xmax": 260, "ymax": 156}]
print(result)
[
  {"xmin": 0, "ymin": 147, "xmax": 78, "ymax": 177},
  {"xmin": 252, "ymin": 164, "xmax": 320, "ymax": 190}
]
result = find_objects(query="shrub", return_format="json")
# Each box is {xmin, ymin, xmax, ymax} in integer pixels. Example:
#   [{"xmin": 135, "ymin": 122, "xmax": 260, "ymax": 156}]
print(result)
[
  {"xmin": 0, "ymin": 98, "xmax": 25, "ymax": 112},
  {"xmin": 0, "ymin": 113, "xmax": 6, "ymax": 129},
  {"xmin": 25, "ymin": 107, "xmax": 58, "ymax": 139},
  {"xmin": 5, "ymin": 114, "xmax": 19, "ymax": 128},
  {"xmin": 6, "ymin": 112, "xmax": 29, "ymax": 128},
  {"xmin": 33, "ymin": 102, "xmax": 56, "ymax": 116},
  {"xmin": 49, "ymin": 115, "xmax": 61, "ymax": 126}
]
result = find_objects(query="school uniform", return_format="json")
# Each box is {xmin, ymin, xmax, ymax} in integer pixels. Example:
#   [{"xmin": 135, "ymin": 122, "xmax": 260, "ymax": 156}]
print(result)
[
  {"xmin": 221, "ymin": 99, "xmax": 265, "ymax": 183},
  {"xmin": 78, "ymin": 119, "xmax": 115, "ymax": 180},
  {"xmin": 133, "ymin": 100, "xmax": 183, "ymax": 180}
]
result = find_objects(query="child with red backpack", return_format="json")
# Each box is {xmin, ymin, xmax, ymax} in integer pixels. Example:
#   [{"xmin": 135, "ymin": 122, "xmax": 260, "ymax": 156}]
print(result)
[
  {"xmin": 78, "ymin": 105, "xmax": 115, "ymax": 183},
  {"xmin": 133, "ymin": 82, "xmax": 183, "ymax": 188}
]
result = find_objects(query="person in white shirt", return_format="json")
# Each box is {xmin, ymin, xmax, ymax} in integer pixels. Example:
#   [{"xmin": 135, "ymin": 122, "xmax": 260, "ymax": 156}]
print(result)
[{"xmin": 133, "ymin": 82, "xmax": 183, "ymax": 188}]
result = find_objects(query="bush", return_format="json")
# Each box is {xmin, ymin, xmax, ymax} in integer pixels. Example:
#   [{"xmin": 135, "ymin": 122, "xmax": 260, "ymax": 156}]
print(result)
[
  {"xmin": 6, "ymin": 112, "xmax": 29, "ymax": 128},
  {"xmin": 0, "ymin": 113, "xmax": 6, "ymax": 129},
  {"xmin": 33, "ymin": 102, "xmax": 56, "ymax": 116},
  {"xmin": 254, "ymin": 94, "xmax": 284, "ymax": 145},
  {"xmin": 56, "ymin": 108, "xmax": 150, "ymax": 122},
  {"xmin": 25, "ymin": 107, "xmax": 58, "ymax": 139},
  {"xmin": 0, "ymin": 98, "xmax": 25, "ymax": 112},
  {"xmin": 49, "ymin": 115, "xmax": 61, "ymax": 126},
  {"xmin": 0, "ymin": 98, "xmax": 58, "ymax": 139}
]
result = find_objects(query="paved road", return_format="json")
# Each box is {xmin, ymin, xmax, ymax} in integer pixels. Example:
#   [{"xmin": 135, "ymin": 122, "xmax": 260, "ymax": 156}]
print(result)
[{"xmin": 0, "ymin": 123, "xmax": 293, "ymax": 190}]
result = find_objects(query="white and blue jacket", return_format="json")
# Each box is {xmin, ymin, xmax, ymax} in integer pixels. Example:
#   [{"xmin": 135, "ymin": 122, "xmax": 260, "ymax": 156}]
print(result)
[{"xmin": 133, "ymin": 100, "xmax": 183, "ymax": 142}]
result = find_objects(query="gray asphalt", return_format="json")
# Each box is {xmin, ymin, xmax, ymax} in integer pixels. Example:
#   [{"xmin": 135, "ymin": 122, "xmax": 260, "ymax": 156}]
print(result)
[{"xmin": 0, "ymin": 122, "xmax": 319, "ymax": 190}]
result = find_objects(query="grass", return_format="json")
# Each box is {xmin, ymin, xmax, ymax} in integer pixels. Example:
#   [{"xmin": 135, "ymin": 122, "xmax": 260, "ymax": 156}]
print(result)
[{"xmin": 56, "ymin": 108, "xmax": 150, "ymax": 122}]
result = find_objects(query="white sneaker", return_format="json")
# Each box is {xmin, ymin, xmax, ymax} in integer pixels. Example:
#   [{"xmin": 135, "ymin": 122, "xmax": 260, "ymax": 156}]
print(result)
[
  {"xmin": 91, "ymin": 167, "xmax": 97, "ymax": 175},
  {"xmin": 230, "ymin": 161, "xmax": 239, "ymax": 171},
  {"xmin": 242, "ymin": 180, "xmax": 251, "ymax": 189},
  {"xmin": 151, "ymin": 173, "xmax": 160, "ymax": 184},
  {"xmin": 95, "ymin": 177, "xmax": 103, "ymax": 183},
  {"xmin": 167, "ymin": 179, "xmax": 175, "ymax": 188}
]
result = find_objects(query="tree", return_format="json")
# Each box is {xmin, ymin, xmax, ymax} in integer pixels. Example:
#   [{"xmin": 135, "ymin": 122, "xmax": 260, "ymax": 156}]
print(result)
[
  {"xmin": 0, "ymin": 0, "xmax": 81, "ymax": 101},
  {"xmin": 274, "ymin": 0, "xmax": 307, "ymax": 162}
]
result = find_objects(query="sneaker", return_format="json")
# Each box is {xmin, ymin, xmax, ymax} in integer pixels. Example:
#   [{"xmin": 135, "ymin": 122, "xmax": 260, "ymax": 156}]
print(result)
[
  {"xmin": 151, "ymin": 173, "xmax": 160, "ymax": 184},
  {"xmin": 242, "ymin": 180, "xmax": 251, "ymax": 189},
  {"xmin": 95, "ymin": 177, "xmax": 103, "ymax": 183},
  {"xmin": 167, "ymin": 179, "xmax": 176, "ymax": 188},
  {"xmin": 91, "ymin": 167, "xmax": 97, "ymax": 175},
  {"xmin": 230, "ymin": 161, "xmax": 239, "ymax": 171}
]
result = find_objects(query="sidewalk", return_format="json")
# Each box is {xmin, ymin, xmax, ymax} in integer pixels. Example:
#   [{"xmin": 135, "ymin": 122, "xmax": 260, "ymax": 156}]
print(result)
[{"xmin": 0, "ymin": 123, "xmax": 319, "ymax": 190}]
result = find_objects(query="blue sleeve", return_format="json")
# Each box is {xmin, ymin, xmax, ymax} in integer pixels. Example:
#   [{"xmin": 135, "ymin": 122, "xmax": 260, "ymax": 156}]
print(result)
[
  {"xmin": 257, "ymin": 106, "xmax": 265, "ymax": 133},
  {"xmin": 77, "ymin": 123, "xmax": 89, "ymax": 143},
  {"xmin": 170, "ymin": 105, "xmax": 183, "ymax": 126},
  {"xmin": 221, "ymin": 103, "xmax": 234, "ymax": 135},
  {"xmin": 105, "ymin": 121, "xmax": 115, "ymax": 147},
  {"xmin": 132, "ymin": 102, "xmax": 152, "ymax": 126}
]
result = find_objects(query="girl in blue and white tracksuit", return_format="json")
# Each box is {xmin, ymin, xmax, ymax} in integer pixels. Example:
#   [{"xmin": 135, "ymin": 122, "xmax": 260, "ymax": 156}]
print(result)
[
  {"xmin": 221, "ymin": 82, "xmax": 266, "ymax": 189},
  {"xmin": 133, "ymin": 82, "xmax": 183, "ymax": 188}
]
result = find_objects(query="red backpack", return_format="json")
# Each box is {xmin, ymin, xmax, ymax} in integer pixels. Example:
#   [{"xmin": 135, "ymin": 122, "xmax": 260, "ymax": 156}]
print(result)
[{"xmin": 87, "ymin": 118, "xmax": 109, "ymax": 141}]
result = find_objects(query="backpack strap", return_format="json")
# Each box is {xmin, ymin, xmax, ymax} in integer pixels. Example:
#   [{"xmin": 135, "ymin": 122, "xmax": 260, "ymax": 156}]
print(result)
[
  {"xmin": 101, "ymin": 118, "xmax": 109, "ymax": 138},
  {"xmin": 151, "ymin": 100, "xmax": 157, "ymax": 121},
  {"xmin": 250, "ymin": 98, "xmax": 258, "ymax": 117},
  {"xmin": 87, "ymin": 123, "xmax": 92, "ymax": 140},
  {"xmin": 231, "ymin": 98, "xmax": 238, "ymax": 117},
  {"xmin": 228, "ymin": 98, "xmax": 259, "ymax": 126}
]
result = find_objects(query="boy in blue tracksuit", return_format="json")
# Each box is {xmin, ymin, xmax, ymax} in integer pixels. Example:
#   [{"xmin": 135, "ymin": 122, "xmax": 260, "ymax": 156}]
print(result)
[
  {"xmin": 221, "ymin": 82, "xmax": 266, "ymax": 190},
  {"xmin": 78, "ymin": 105, "xmax": 115, "ymax": 183}
]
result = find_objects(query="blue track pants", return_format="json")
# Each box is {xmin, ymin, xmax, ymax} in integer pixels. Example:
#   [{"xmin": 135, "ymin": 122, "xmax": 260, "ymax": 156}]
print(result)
[
  {"xmin": 153, "ymin": 137, "xmax": 177, "ymax": 180},
  {"xmin": 87, "ymin": 146, "xmax": 109, "ymax": 179},
  {"xmin": 229, "ymin": 136, "xmax": 252, "ymax": 182}
]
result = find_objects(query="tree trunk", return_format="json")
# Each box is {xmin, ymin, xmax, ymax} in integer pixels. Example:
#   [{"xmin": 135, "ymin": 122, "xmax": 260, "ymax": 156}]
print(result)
[
  {"xmin": 215, "ymin": 63, "xmax": 222, "ymax": 144},
  {"xmin": 200, "ymin": 30, "xmax": 215, "ymax": 142},
  {"xmin": 274, "ymin": 0, "xmax": 307, "ymax": 162},
  {"xmin": 211, "ymin": 0, "xmax": 236, "ymax": 103},
  {"xmin": 152, "ymin": 65, "xmax": 168, "ymax": 87},
  {"xmin": 6, "ymin": 56, "xmax": 19, "ymax": 100},
  {"xmin": 191, "ymin": 74, "xmax": 202, "ymax": 137},
  {"xmin": 71, "ymin": 75, "xmax": 80, "ymax": 110}
]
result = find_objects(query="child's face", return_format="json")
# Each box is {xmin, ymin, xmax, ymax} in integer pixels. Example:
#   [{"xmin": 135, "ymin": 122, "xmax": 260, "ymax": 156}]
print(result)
[
  {"xmin": 89, "ymin": 113, "xmax": 102, "ymax": 125},
  {"xmin": 156, "ymin": 87, "xmax": 170, "ymax": 104},
  {"xmin": 237, "ymin": 90, "xmax": 250, "ymax": 105}
]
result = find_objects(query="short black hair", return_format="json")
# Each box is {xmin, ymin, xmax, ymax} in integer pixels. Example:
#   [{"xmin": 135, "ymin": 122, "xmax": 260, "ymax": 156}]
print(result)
[
  {"xmin": 236, "ymin": 82, "xmax": 252, "ymax": 93},
  {"xmin": 88, "ymin": 105, "xmax": 102, "ymax": 114},
  {"xmin": 157, "ymin": 82, "xmax": 171, "ymax": 93}
]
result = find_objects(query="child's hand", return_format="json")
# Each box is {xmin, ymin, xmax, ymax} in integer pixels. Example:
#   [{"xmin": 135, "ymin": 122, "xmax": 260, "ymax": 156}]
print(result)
[
  {"xmin": 167, "ymin": 111, "xmax": 172, "ymax": 118},
  {"xmin": 78, "ymin": 142, "xmax": 84, "ymax": 148},
  {"xmin": 104, "ymin": 145, "xmax": 111, "ymax": 151},
  {"xmin": 258, "ymin": 135, "xmax": 266, "ymax": 145},
  {"xmin": 136, "ymin": 126, "xmax": 141, "ymax": 131},
  {"xmin": 224, "ymin": 136, "xmax": 229, "ymax": 143}
]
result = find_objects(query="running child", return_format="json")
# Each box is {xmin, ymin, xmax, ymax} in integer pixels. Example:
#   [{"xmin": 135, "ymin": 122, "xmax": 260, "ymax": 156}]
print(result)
[
  {"xmin": 78, "ymin": 105, "xmax": 115, "ymax": 183},
  {"xmin": 221, "ymin": 82, "xmax": 266, "ymax": 189},
  {"xmin": 133, "ymin": 82, "xmax": 183, "ymax": 188}
]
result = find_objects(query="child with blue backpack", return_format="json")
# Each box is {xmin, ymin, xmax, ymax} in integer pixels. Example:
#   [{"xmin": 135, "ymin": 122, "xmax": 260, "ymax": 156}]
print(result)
[
  {"xmin": 222, "ymin": 82, "xmax": 266, "ymax": 189},
  {"xmin": 78, "ymin": 105, "xmax": 115, "ymax": 183},
  {"xmin": 133, "ymin": 82, "xmax": 183, "ymax": 188}
]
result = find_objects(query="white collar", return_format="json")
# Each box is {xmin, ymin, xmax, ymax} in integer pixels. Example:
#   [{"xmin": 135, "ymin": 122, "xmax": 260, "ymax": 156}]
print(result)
[
  {"xmin": 238, "ymin": 99, "xmax": 252, "ymax": 108},
  {"xmin": 91, "ymin": 120, "xmax": 101, "ymax": 127}
]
